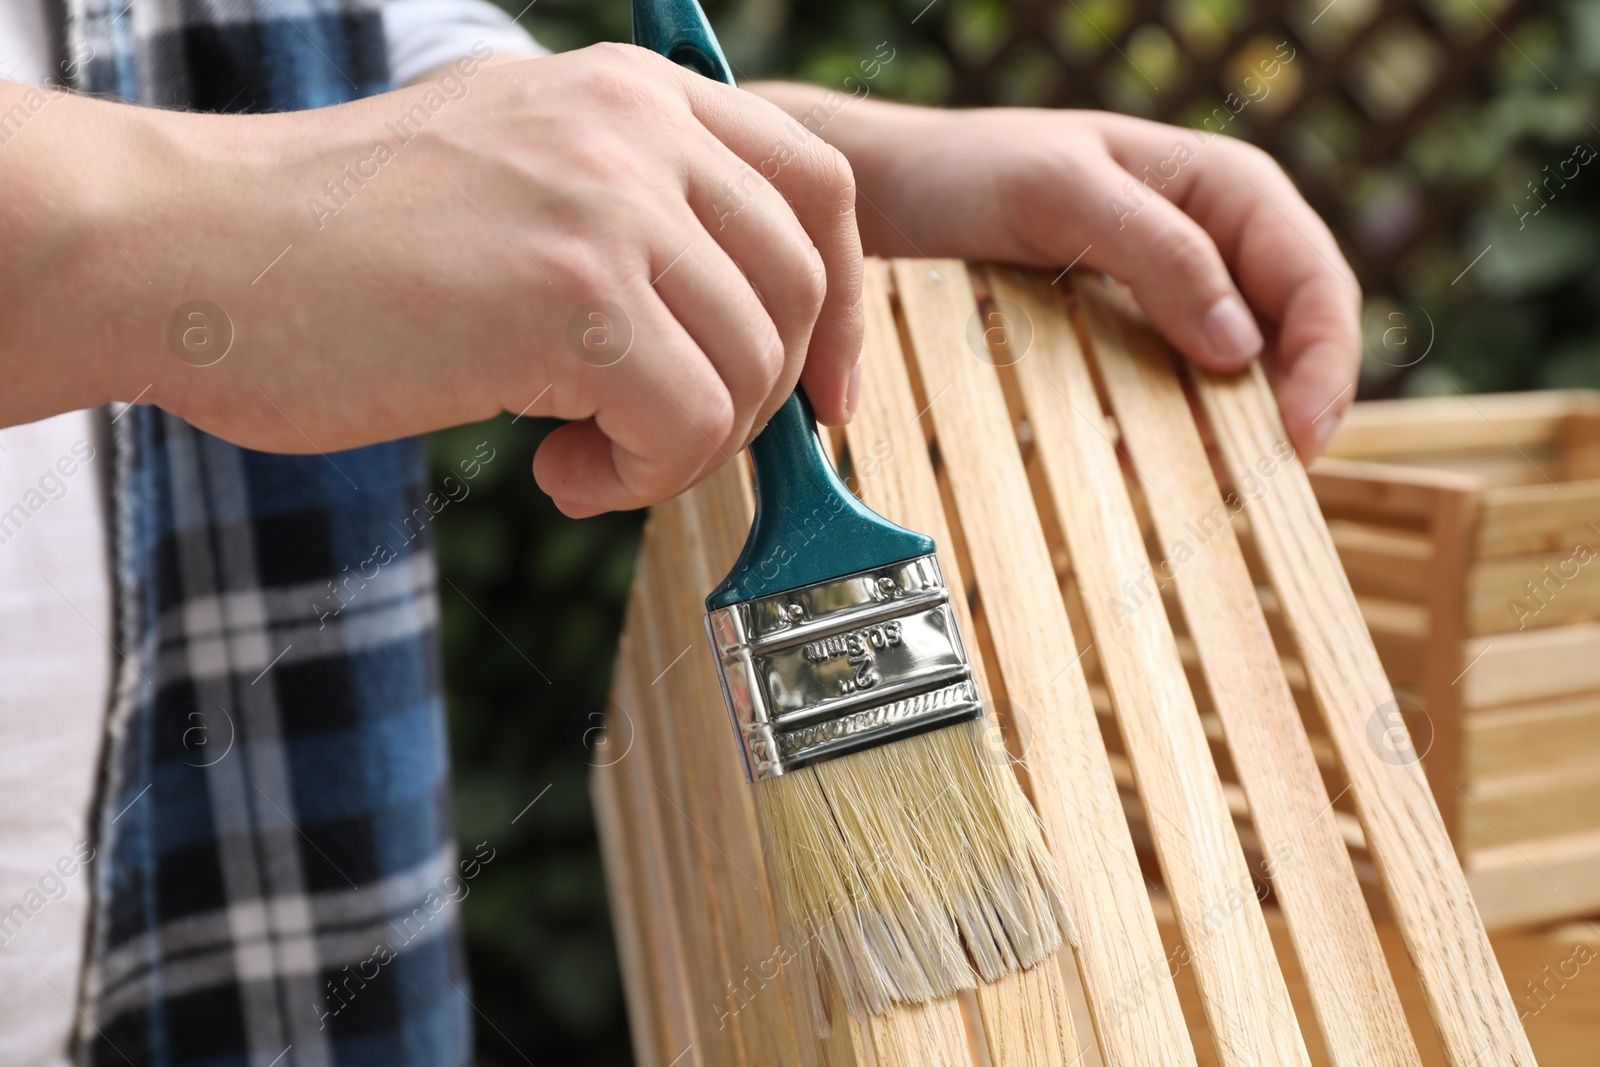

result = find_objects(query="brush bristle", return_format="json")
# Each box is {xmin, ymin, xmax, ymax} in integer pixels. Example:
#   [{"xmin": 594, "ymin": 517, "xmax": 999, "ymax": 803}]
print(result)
[{"xmin": 755, "ymin": 718, "xmax": 1066, "ymax": 1018}]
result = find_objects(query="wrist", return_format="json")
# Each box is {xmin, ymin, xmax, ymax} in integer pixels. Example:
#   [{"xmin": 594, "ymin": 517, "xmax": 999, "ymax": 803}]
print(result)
[
  {"xmin": 0, "ymin": 88, "xmax": 216, "ymax": 417},
  {"xmin": 745, "ymin": 81, "xmax": 944, "ymax": 255}
]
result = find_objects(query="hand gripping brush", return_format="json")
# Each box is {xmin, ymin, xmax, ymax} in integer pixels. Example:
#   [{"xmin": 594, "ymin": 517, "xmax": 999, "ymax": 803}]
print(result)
[{"xmin": 633, "ymin": 1, "xmax": 1066, "ymax": 1017}]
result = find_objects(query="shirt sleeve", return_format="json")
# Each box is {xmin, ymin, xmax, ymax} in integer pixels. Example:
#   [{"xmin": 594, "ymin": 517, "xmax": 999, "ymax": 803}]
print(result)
[{"xmin": 383, "ymin": 0, "xmax": 548, "ymax": 86}]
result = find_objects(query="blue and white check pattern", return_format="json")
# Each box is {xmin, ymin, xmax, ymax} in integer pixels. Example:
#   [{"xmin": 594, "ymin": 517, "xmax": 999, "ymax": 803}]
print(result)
[{"xmin": 67, "ymin": 2, "xmax": 472, "ymax": 1063}]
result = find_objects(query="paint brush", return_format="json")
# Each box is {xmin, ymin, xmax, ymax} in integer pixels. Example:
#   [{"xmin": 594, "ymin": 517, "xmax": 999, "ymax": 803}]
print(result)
[{"xmin": 634, "ymin": 0, "xmax": 1066, "ymax": 1017}]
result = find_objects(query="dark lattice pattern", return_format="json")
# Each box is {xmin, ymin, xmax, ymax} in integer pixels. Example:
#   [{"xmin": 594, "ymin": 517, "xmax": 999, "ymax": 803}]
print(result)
[{"xmin": 921, "ymin": 0, "xmax": 1532, "ymax": 299}]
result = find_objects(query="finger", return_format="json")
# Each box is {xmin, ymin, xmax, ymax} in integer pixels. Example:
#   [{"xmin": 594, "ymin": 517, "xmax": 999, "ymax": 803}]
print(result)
[
  {"xmin": 650, "ymin": 208, "xmax": 788, "ymax": 451},
  {"xmin": 1223, "ymin": 186, "xmax": 1359, "ymax": 458},
  {"xmin": 535, "ymin": 284, "xmax": 733, "ymax": 515},
  {"xmin": 660, "ymin": 60, "xmax": 864, "ymax": 424},
  {"xmin": 1088, "ymin": 116, "xmax": 1361, "ymax": 454},
  {"xmin": 683, "ymin": 142, "xmax": 827, "ymax": 439},
  {"xmin": 1261, "ymin": 274, "xmax": 1360, "ymax": 458},
  {"xmin": 1022, "ymin": 149, "xmax": 1266, "ymax": 371}
]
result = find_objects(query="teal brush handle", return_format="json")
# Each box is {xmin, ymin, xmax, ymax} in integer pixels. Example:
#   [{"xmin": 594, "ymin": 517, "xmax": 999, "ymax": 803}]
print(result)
[
  {"xmin": 631, "ymin": 0, "xmax": 736, "ymax": 83},
  {"xmin": 631, "ymin": 0, "xmax": 934, "ymax": 609},
  {"xmin": 705, "ymin": 393, "xmax": 934, "ymax": 608}
]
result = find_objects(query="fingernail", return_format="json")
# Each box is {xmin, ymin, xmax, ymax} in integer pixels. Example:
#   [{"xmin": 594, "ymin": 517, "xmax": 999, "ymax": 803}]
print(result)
[
  {"xmin": 844, "ymin": 361, "xmax": 862, "ymax": 420},
  {"xmin": 1203, "ymin": 296, "xmax": 1264, "ymax": 366}
]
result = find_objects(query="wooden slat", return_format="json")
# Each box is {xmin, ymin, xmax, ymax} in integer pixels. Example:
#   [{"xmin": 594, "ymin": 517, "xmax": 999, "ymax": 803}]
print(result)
[
  {"xmin": 1326, "ymin": 523, "xmax": 1433, "ymax": 604},
  {"xmin": 985, "ymin": 267, "xmax": 1312, "ymax": 1066},
  {"xmin": 1557, "ymin": 411, "xmax": 1600, "ymax": 481},
  {"xmin": 1159, "ymin": 906, "xmax": 1600, "ymax": 1067},
  {"xmin": 1419, "ymin": 483, "xmax": 1478, "ymax": 841},
  {"xmin": 1193, "ymin": 359, "xmax": 1537, "ymax": 1065},
  {"xmin": 1462, "ymin": 761, "xmax": 1600, "ymax": 850},
  {"xmin": 1461, "ymin": 625, "xmax": 1600, "ymax": 709},
  {"xmin": 1355, "ymin": 597, "xmax": 1428, "ymax": 686},
  {"xmin": 1307, "ymin": 458, "xmax": 1474, "ymax": 530},
  {"xmin": 626, "ymin": 522, "xmax": 744, "ymax": 1067},
  {"xmin": 1465, "ymin": 693, "xmax": 1600, "ymax": 779},
  {"xmin": 594, "ymin": 625, "xmax": 700, "ymax": 1066},
  {"xmin": 1477, "ymin": 483, "xmax": 1600, "ymax": 558},
  {"xmin": 686, "ymin": 463, "xmax": 968, "ymax": 1067},
  {"xmin": 866, "ymin": 1002, "xmax": 971, "ymax": 1067},
  {"xmin": 1326, "ymin": 391, "xmax": 1595, "ymax": 459},
  {"xmin": 1055, "ymin": 270, "xmax": 1422, "ymax": 1067},
  {"xmin": 1467, "ymin": 548, "xmax": 1600, "ymax": 635},
  {"xmin": 638, "ymin": 489, "xmax": 828, "ymax": 1067},
  {"xmin": 889, "ymin": 259, "xmax": 1198, "ymax": 1064},
  {"xmin": 592, "ymin": 752, "xmax": 668, "ymax": 1067},
  {"xmin": 846, "ymin": 258, "xmax": 1076, "ymax": 1067},
  {"xmin": 1390, "ymin": 449, "xmax": 1562, "ymax": 488},
  {"xmin": 1467, "ymin": 828, "xmax": 1600, "ymax": 929}
]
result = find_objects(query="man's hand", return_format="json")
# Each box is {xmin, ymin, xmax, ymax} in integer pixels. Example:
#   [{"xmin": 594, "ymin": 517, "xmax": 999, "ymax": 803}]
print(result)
[
  {"xmin": 0, "ymin": 44, "xmax": 863, "ymax": 517},
  {"xmin": 752, "ymin": 88, "xmax": 1360, "ymax": 458}
]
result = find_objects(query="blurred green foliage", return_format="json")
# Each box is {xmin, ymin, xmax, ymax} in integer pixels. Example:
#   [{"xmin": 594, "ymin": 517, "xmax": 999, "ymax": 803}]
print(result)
[
  {"xmin": 1358, "ymin": 2, "xmax": 1600, "ymax": 399},
  {"xmin": 437, "ymin": 2, "xmax": 1600, "ymax": 1063},
  {"xmin": 431, "ymin": 416, "xmax": 639, "ymax": 1067}
]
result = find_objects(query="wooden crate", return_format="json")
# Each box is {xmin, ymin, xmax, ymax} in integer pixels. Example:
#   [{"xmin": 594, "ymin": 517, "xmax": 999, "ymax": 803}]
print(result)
[
  {"xmin": 1315, "ymin": 391, "xmax": 1600, "ymax": 929},
  {"xmin": 593, "ymin": 259, "xmax": 1534, "ymax": 1066}
]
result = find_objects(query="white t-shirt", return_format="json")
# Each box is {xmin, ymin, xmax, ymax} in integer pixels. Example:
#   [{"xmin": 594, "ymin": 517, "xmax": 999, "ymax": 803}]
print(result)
[{"xmin": 0, "ymin": 5, "xmax": 542, "ymax": 1064}]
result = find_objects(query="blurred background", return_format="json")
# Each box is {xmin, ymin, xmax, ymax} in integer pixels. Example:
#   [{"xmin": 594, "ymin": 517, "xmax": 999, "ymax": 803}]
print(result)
[{"xmin": 435, "ymin": 0, "xmax": 1600, "ymax": 1062}]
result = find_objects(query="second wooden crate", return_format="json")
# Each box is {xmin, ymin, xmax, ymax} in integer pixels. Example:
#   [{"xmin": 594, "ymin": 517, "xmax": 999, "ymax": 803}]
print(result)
[{"xmin": 1314, "ymin": 390, "xmax": 1600, "ymax": 927}]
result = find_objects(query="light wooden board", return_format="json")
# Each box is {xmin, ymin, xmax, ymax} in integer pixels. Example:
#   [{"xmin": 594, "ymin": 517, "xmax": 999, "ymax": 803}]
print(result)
[
  {"xmin": 639, "ymin": 490, "xmax": 828, "ymax": 1067},
  {"xmin": 1325, "ymin": 391, "xmax": 1597, "ymax": 459},
  {"xmin": 1307, "ymin": 458, "xmax": 1476, "ymax": 530},
  {"xmin": 843, "ymin": 258, "xmax": 1081, "ymax": 1067},
  {"xmin": 1477, "ymin": 483, "xmax": 1600, "ymax": 558},
  {"xmin": 1465, "ymin": 693, "xmax": 1600, "ymax": 779},
  {"xmin": 1193, "ymin": 359, "xmax": 1537, "ymax": 1064},
  {"xmin": 1461, "ymin": 760, "xmax": 1600, "ymax": 850},
  {"xmin": 1467, "ymin": 828, "xmax": 1600, "ymax": 929},
  {"xmin": 1418, "ymin": 482, "xmax": 1478, "ymax": 844},
  {"xmin": 593, "ymin": 642, "xmax": 699, "ymax": 1067},
  {"xmin": 1468, "ymin": 548, "xmax": 1600, "ymax": 635},
  {"xmin": 1323, "ymin": 522, "xmax": 1434, "ymax": 605},
  {"xmin": 889, "ymin": 259, "xmax": 1197, "ymax": 1064},
  {"xmin": 1054, "ymin": 269, "xmax": 1421, "ymax": 1067},
  {"xmin": 1461, "ymin": 624, "xmax": 1600, "ymax": 709}
]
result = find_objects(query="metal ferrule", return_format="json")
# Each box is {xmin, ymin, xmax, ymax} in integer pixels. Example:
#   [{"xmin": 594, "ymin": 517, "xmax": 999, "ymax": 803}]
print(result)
[{"xmin": 705, "ymin": 554, "xmax": 982, "ymax": 782}]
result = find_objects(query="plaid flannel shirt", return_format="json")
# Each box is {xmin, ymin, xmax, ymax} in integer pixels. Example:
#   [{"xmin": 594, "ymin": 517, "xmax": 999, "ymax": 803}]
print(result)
[{"xmin": 66, "ymin": 2, "xmax": 471, "ymax": 1063}]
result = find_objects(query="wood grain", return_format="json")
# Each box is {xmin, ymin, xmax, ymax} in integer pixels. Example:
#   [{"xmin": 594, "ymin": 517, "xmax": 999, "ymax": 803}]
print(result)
[
  {"xmin": 596, "ymin": 259, "xmax": 1538, "ymax": 1067},
  {"xmin": 1467, "ymin": 829, "xmax": 1600, "ymax": 928},
  {"xmin": 889, "ymin": 258, "xmax": 1198, "ymax": 1065},
  {"xmin": 1051, "ymin": 269, "xmax": 1421, "ymax": 1067},
  {"xmin": 1477, "ymin": 483, "xmax": 1600, "ymax": 558},
  {"xmin": 1325, "ymin": 391, "xmax": 1598, "ymax": 459},
  {"xmin": 1193, "ymin": 358, "xmax": 1538, "ymax": 1065},
  {"xmin": 1460, "ymin": 625, "xmax": 1600, "ymax": 709},
  {"xmin": 985, "ymin": 267, "xmax": 1316, "ymax": 1066},
  {"xmin": 845, "ymin": 259, "xmax": 1079, "ymax": 1067}
]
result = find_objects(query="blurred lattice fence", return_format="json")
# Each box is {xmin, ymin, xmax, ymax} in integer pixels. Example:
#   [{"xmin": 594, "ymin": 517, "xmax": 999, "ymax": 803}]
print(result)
[
  {"xmin": 521, "ymin": 0, "xmax": 1600, "ymax": 392},
  {"xmin": 917, "ymin": 0, "xmax": 1535, "ymax": 305}
]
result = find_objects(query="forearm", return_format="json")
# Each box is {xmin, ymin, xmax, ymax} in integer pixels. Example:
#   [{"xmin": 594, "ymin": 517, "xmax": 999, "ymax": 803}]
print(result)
[
  {"xmin": 0, "ymin": 82, "xmax": 177, "ymax": 425},
  {"xmin": 0, "ymin": 76, "xmax": 465, "ymax": 440}
]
